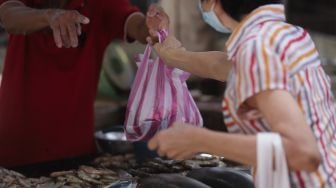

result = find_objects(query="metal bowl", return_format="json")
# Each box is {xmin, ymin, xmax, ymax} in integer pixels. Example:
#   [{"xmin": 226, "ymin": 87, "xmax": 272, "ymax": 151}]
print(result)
[{"xmin": 95, "ymin": 126, "xmax": 134, "ymax": 155}]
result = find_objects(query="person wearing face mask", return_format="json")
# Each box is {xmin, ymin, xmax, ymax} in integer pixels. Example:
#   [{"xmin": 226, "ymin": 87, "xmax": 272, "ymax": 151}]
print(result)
[
  {"xmin": 147, "ymin": 0, "xmax": 336, "ymax": 187},
  {"xmin": 199, "ymin": 0, "xmax": 230, "ymax": 33}
]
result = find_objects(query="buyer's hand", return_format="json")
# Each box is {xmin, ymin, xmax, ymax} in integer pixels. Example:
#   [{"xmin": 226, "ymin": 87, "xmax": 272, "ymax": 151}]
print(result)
[
  {"xmin": 148, "ymin": 123, "xmax": 204, "ymax": 160},
  {"xmin": 151, "ymin": 35, "xmax": 185, "ymax": 67},
  {"xmin": 146, "ymin": 4, "xmax": 169, "ymax": 43},
  {"xmin": 45, "ymin": 9, "xmax": 90, "ymax": 48}
]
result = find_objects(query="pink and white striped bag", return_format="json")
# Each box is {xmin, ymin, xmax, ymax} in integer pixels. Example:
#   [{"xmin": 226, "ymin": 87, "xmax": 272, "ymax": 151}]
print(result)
[{"xmin": 124, "ymin": 30, "xmax": 203, "ymax": 141}]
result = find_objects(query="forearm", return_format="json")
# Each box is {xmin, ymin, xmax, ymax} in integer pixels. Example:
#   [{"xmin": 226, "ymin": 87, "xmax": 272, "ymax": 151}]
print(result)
[
  {"xmin": 0, "ymin": 1, "xmax": 50, "ymax": 34},
  {"xmin": 198, "ymin": 126, "xmax": 319, "ymax": 172},
  {"xmin": 199, "ymin": 129, "xmax": 257, "ymax": 166},
  {"xmin": 168, "ymin": 50, "xmax": 231, "ymax": 82}
]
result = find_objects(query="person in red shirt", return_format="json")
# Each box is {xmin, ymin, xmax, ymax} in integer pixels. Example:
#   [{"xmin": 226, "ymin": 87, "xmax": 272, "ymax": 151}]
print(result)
[{"xmin": 0, "ymin": 0, "xmax": 168, "ymax": 167}]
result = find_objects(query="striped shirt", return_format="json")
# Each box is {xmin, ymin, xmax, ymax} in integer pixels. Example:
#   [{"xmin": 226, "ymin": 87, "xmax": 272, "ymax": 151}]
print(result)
[{"xmin": 222, "ymin": 4, "xmax": 336, "ymax": 188}]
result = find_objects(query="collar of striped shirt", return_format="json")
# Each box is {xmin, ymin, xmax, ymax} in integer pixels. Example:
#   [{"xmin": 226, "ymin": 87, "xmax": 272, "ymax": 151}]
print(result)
[{"xmin": 226, "ymin": 4, "xmax": 285, "ymax": 60}]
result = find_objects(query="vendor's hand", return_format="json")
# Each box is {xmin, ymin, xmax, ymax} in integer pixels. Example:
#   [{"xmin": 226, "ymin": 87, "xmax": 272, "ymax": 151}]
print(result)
[
  {"xmin": 45, "ymin": 9, "xmax": 90, "ymax": 48},
  {"xmin": 146, "ymin": 4, "xmax": 169, "ymax": 44},
  {"xmin": 148, "ymin": 123, "xmax": 204, "ymax": 160}
]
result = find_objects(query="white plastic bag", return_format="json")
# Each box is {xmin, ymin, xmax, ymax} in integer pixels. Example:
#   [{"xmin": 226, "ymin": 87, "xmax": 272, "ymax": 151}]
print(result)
[
  {"xmin": 256, "ymin": 133, "xmax": 291, "ymax": 188},
  {"xmin": 124, "ymin": 30, "xmax": 203, "ymax": 141}
]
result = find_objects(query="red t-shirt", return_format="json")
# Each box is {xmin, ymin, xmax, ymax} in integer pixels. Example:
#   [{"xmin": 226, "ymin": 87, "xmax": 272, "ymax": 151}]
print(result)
[{"xmin": 0, "ymin": 0, "xmax": 139, "ymax": 167}]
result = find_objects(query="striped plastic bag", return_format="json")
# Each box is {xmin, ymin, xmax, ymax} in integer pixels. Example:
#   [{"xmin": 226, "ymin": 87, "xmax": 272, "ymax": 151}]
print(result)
[{"xmin": 124, "ymin": 30, "xmax": 203, "ymax": 141}]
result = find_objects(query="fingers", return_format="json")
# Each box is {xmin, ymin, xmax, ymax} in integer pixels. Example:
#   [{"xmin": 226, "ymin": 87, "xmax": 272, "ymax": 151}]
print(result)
[
  {"xmin": 149, "ymin": 29, "xmax": 158, "ymax": 38},
  {"xmin": 146, "ymin": 4, "xmax": 169, "ymax": 40},
  {"xmin": 151, "ymin": 142, "xmax": 194, "ymax": 161},
  {"xmin": 166, "ymin": 150, "xmax": 183, "ymax": 160},
  {"xmin": 73, "ymin": 11, "xmax": 89, "ymax": 39},
  {"xmin": 147, "ymin": 4, "xmax": 159, "ymax": 17},
  {"xmin": 67, "ymin": 23, "xmax": 78, "ymax": 47},
  {"xmin": 76, "ymin": 23, "xmax": 82, "ymax": 36},
  {"xmin": 151, "ymin": 36, "xmax": 182, "ymax": 51},
  {"xmin": 147, "ymin": 4, "xmax": 166, "ymax": 19},
  {"xmin": 148, "ymin": 134, "xmax": 169, "ymax": 158},
  {"xmin": 146, "ymin": 37, "xmax": 154, "ymax": 45},
  {"xmin": 48, "ymin": 10, "xmax": 89, "ymax": 48},
  {"xmin": 152, "ymin": 43, "xmax": 162, "ymax": 54},
  {"xmin": 148, "ymin": 136, "xmax": 159, "ymax": 151},
  {"xmin": 76, "ymin": 14, "xmax": 90, "ymax": 25},
  {"xmin": 51, "ymin": 25, "xmax": 62, "ymax": 48},
  {"xmin": 60, "ymin": 23, "xmax": 71, "ymax": 48},
  {"xmin": 175, "ymin": 152, "xmax": 194, "ymax": 161},
  {"xmin": 157, "ymin": 148, "xmax": 167, "ymax": 157},
  {"xmin": 147, "ymin": 35, "xmax": 160, "ymax": 45},
  {"xmin": 165, "ymin": 35, "xmax": 183, "ymax": 48}
]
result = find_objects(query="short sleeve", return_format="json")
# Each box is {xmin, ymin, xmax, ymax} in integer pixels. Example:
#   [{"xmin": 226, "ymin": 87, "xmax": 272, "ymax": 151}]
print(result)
[
  {"xmin": 0, "ymin": 0, "xmax": 27, "ymax": 26},
  {"xmin": 100, "ymin": 0, "xmax": 140, "ymax": 42},
  {"xmin": 233, "ymin": 37, "xmax": 290, "ymax": 110},
  {"xmin": 0, "ymin": 0, "xmax": 26, "ymax": 6}
]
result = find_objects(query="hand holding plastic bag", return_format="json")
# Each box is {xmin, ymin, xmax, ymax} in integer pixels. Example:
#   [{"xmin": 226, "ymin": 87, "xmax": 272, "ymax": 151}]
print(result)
[{"xmin": 124, "ymin": 30, "xmax": 203, "ymax": 141}]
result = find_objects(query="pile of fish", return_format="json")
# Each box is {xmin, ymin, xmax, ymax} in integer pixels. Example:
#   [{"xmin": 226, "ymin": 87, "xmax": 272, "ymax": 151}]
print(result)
[
  {"xmin": 92, "ymin": 153, "xmax": 226, "ymax": 178},
  {"xmin": 93, "ymin": 154, "xmax": 136, "ymax": 170},
  {"xmin": 0, "ymin": 153, "xmax": 236, "ymax": 188},
  {"xmin": 0, "ymin": 167, "xmax": 54, "ymax": 188},
  {"xmin": 0, "ymin": 165, "xmax": 131, "ymax": 188},
  {"xmin": 0, "ymin": 154, "xmax": 135, "ymax": 188}
]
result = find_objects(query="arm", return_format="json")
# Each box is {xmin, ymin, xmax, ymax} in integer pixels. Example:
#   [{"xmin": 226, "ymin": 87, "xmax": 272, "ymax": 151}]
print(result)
[
  {"xmin": 168, "ymin": 49, "xmax": 231, "ymax": 82},
  {"xmin": 248, "ymin": 90, "xmax": 321, "ymax": 171},
  {"xmin": 0, "ymin": 1, "xmax": 49, "ymax": 34},
  {"xmin": 152, "ymin": 35, "xmax": 231, "ymax": 82},
  {"xmin": 203, "ymin": 91, "xmax": 320, "ymax": 171},
  {"xmin": 149, "ymin": 90, "xmax": 321, "ymax": 172},
  {"xmin": 129, "ymin": 3, "xmax": 227, "ymax": 75},
  {"xmin": 0, "ymin": 1, "xmax": 89, "ymax": 48}
]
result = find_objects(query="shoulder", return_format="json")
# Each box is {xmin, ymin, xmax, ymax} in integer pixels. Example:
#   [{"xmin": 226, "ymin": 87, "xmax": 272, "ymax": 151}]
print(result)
[
  {"xmin": 237, "ymin": 21, "xmax": 312, "ymax": 61},
  {"xmin": 257, "ymin": 21, "xmax": 310, "ymax": 54},
  {"xmin": 0, "ymin": 0, "xmax": 27, "ymax": 6}
]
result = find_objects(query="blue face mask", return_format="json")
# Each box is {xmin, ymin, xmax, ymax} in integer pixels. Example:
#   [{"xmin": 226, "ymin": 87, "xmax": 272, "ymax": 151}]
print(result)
[{"xmin": 198, "ymin": 0, "xmax": 231, "ymax": 33}]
